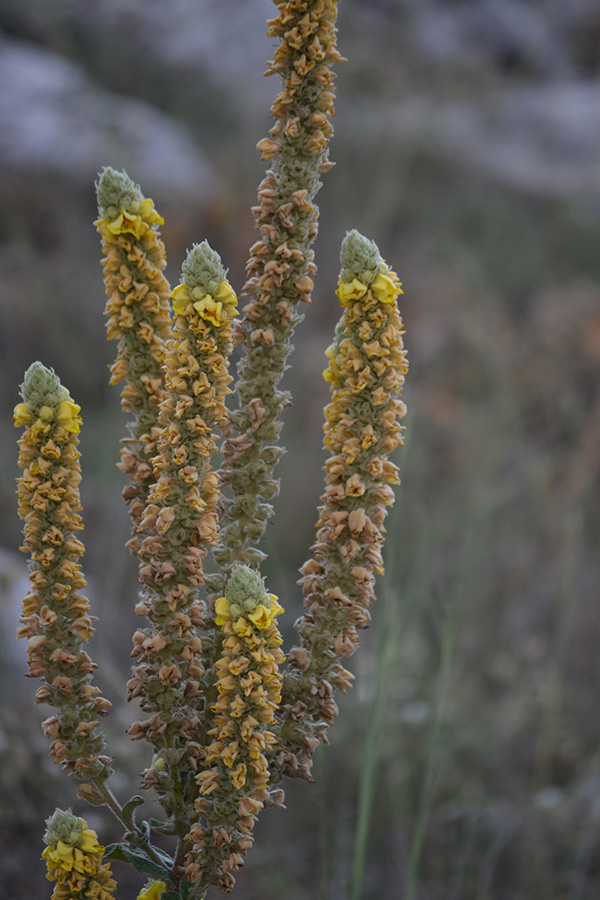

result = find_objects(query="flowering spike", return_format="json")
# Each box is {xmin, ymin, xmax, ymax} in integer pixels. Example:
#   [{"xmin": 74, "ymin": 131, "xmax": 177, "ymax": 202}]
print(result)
[
  {"xmin": 96, "ymin": 167, "xmax": 173, "ymax": 549},
  {"xmin": 14, "ymin": 364, "xmax": 112, "ymax": 784},
  {"xmin": 184, "ymin": 564, "xmax": 285, "ymax": 892},
  {"xmin": 275, "ymin": 234, "xmax": 408, "ymax": 780},
  {"xmin": 43, "ymin": 808, "xmax": 117, "ymax": 900},
  {"xmin": 128, "ymin": 242, "xmax": 237, "ymax": 818},
  {"xmin": 215, "ymin": 0, "xmax": 342, "ymax": 582}
]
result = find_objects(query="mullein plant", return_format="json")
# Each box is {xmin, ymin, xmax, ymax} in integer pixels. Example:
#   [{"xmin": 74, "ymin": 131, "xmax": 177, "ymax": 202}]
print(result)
[{"xmin": 13, "ymin": 1, "xmax": 408, "ymax": 897}]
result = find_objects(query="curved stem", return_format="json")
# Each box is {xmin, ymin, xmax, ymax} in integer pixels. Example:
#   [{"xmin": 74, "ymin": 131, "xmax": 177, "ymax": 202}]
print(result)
[{"xmin": 94, "ymin": 779, "xmax": 172, "ymax": 874}]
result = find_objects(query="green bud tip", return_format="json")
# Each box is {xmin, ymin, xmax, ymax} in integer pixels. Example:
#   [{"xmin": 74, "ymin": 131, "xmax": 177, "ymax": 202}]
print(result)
[
  {"xmin": 226, "ymin": 564, "xmax": 269, "ymax": 611},
  {"xmin": 181, "ymin": 241, "xmax": 227, "ymax": 295},
  {"xmin": 339, "ymin": 229, "xmax": 381, "ymax": 285},
  {"xmin": 95, "ymin": 166, "xmax": 144, "ymax": 220},
  {"xmin": 44, "ymin": 808, "xmax": 83, "ymax": 848},
  {"xmin": 20, "ymin": 362, "xmax": 69, "ymax": 413}
]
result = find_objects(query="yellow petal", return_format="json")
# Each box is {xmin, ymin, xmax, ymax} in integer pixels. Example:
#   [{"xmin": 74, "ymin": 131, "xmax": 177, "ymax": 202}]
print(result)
[
  {"xmin": 214, "ymin": 280, "xmax": 237, "ymax": 306},
  {"xmin": 140, "ymin": 197, "xmax": 164, "ymax": 227},
  {"xmin": 248, "ymin": 604, "xmax": 269, "ymax": 628},
  {"xmin": 214, "ymin": 596, "xmax": 230, "ymax": 625},
  {"xmin": 78, "ymin": 829, "xmax": 102, "ymax": 854},
  {"xmin": 248, "ymin": 599, "xmax": 284, "ymax": 630},
  {"xmin": 370, "ymin": 272, "xmax": 402, "ymax": 303},
  {"xmin": 172, "ymin": 283, "xmax": 191, "ymax": 315},
  {"xmin": 336, "ymin": 278, "xmax": 368, "ymax": 306},
  {"xmin": 233, "ymin": 617, "xmax": 253, "ymax": 637},
  {"xmin": 13, "ymin": 403, "xmax": 32, "ymax": 427},
  {"xmin": 55, "ymin": 841, "xmax": 75, "ymax": 868},
  {"xmin": 193, "ymin": 296, "xmax": 223, "ymax": 327},
  {"xmin": 106, "ymin": 210, "xmax": 143, "ymax": 237},
  {"xmin": 56, "ymin": 400, "xmax": 82, "ymax": 434},
  {"xmin": 137, "ymin": 881, "xmax": 166, "ymax": 900}
]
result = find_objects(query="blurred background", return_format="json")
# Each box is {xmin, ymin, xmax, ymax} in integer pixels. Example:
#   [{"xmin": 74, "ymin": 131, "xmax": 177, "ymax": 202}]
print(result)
[{"xmin": 1, "ymin": 0, "xmax": 600, "ymax": 897}]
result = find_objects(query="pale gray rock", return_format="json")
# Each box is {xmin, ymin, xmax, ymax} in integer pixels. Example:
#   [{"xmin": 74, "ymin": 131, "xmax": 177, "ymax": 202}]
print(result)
[
  {"xmin": 0, "ymin": 33, "xmax": 216, "ymax": 197},
  {"xmin": 340, "ymin": 81, "xmax": 600, "ymax": 210}
]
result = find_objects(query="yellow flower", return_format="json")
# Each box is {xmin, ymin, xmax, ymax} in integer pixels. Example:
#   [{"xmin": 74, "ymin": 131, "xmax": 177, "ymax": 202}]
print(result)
[
  {"xmin": 172, "ymin": 283, "xmax": 191, "ymax": 315},
  {"xmin": 56, "ymin": 400, "xmax": 82, "ymax": 433},
  {"xmin": 193, "ymin": 295, "xmax": 223, "ymax": 327},
  {"xmin": 95, "ymin": 198, "xmax": 164, "ymax": 241},
  {"xmin": 173, "ymin": 280, "xmax": 236, "ymax": 326},
  {"xmin": 323, "ymin": 344, "xmax": 342, "ymax": 383},
  {"xmin": 232, "ymin": 617, "xmax": 253, "ymax": 638},
  {"xmin": 215, "ymin": 595, "xmax": 231, "ymax": 625},
  {"xmin": 137, "ymin": 881, "xmax": 166, "ymax": 900},
  {"xmin": 336, "ymin": 277, "xmax": 368, "ymax": 306},
  {"xmin": 370, "ymin": 272, "xmax": 403, "ymax": 304},
  {"xmin": 248, "ymin": 597, "xmax": 285, "ymax": 630},
  {"xmin": 42, "ymin": 836, "xmax": 101, "ymax": 877},
  {"xmin": 106, "ymin": 211, "xmax": 143, "ymax": 237},
  {"xmin": 139, "ymin": 198, "xmax": 165, "ymax": 228},
  {"xmin": 214, "ymin": 280, "xmax": 237, "ymax": 307},
  {"xmin": 78, "ymin": 826, "xmax": 103, "ymax": 855},
  {"xmin": 13, "ymin": 403, "xmax": 32, "ymax": 427}
]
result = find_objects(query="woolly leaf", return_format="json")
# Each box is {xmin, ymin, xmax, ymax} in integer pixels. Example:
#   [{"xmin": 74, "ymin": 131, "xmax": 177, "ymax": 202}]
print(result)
[
  {"xmin": 121, "ymin": 795, "xmax": 145, "ymax": 826},
  {"xmin": 104, "ymin": 843, "xmax": 170, "ymax": 881}
]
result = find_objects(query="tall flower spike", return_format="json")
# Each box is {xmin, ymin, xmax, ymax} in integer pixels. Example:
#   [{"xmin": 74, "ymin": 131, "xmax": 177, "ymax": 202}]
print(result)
[
  {"xmin": 215, "ymin": 0, "xmax": 343, "ymax": 582},
  {"xmin": 275, "ymin": 231, "xmax": 408, "ymax": 781},
  {"xmin": 14, "ymin": 363, "xmax": 112, "ymax": 784},
  {"xmin": 96, "ymin": 167, "xmax": 173, "ymax": 554},
  {"xmin": 184, "ymin": 565, "xmax": 285, "ymax": 893},
  {"xmin": 43, "ymin": 808, "xmax": 117, "ymax": 900},
  {"xmin": 128, "ymin": 243, "xmax": 237, "ymax": 819}
]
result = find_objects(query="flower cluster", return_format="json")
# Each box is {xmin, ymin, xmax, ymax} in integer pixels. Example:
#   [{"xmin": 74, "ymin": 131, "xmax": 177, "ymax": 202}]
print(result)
[
  {"xmin": 96, "ymin": 167, "xmax": 173, "ymax": 548},
  {"xmin": 14, "ymin": 4, "xmax": 410, "ymax": 895},
  {"xmin": 43, "ymin": 808, "xmax": 116, "ymax": 900},
  {"xmin": 184, "ymin": 565, "xmax": 285, "ymax": 893},
  {"xmin": 14, "ymin": 363, "xmax": 112, "ymax": 783},
  {"xmin": 215, "ymin": 0, "xmax": 342, "ymax": 581},
  {"xmin": 275, "ymin": 230, "xmax": 408, "ymax": 780},
  {"xmin": 127, "ymin": 242, "xmax": 237, "ymax": 814}
]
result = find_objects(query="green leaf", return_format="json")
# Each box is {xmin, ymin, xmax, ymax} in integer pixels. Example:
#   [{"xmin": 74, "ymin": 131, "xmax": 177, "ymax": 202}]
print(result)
[
  {"xmin": 104, "ymin": 842, "xmax": 170, "ymax": 881},
  {"xmin": 161, "ymin": 892, "xmax": 181, "ymax": 900},
  {"xmin": 122, "ymin": 795, "xmax": 145, "ymax": 825},
  {"xmin": 148, "ymin": 816, "xmax": 176, "ymax": 836},
  {"xmin": 150, "ymin": 845, "xmax": 175, "ymax": 870}
]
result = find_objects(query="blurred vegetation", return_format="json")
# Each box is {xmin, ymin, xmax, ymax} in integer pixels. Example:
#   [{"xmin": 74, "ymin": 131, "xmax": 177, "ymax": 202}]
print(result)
[{"xmin": 1, "ymin": 1, "xmax": 600, "ymax": 898}]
